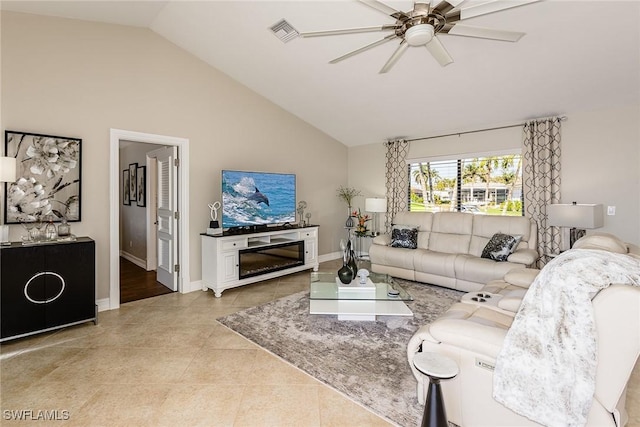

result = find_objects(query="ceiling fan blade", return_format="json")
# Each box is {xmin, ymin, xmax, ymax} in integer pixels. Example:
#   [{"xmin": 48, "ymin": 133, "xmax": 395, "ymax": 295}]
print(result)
[
  {"xmin": 330, "ymin": 34, "xmax": 397, "ymax": 64},
  {"xmin": 300, "ymin": 25, "xmax": 398, "ymax": 38},
  {"xmin": 379, "ymin": 40, "xmax": 409, "ymax": 74},
  {"xmin": 444, "ymin": 24, "xmax": 525, "ymax": 42},
  {"xmin": 425, "ymin": 35, "xmax": 453, "ymax": 66},
  {"xmin": 460, "ymin": 0, "xmax": 540, "ymax": 20},
  {"xmin": 433, "ymin": 0, "xmax": 467, "ymax": 16},
  {"xmin": 359, "ymin": 0, "xmax": 409, "ymax": 20}
]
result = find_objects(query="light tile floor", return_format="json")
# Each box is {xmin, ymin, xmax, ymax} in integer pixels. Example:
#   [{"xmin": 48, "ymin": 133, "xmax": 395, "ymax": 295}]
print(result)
[
  {"xmin": 1, "ymin": 261, "xmax": 639, "ymax": 426},
  {"xmin": 0, "ymin": 261, "xmax": 391, "ymax": 427}
]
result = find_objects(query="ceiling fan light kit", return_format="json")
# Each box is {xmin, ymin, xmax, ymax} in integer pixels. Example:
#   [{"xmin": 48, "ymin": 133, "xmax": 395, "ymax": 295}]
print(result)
[
  {"xmin": 405, "ymin": 24, "xmax": 434, "ymax": 46},
  {"xmin": 298, "ymin": 0, "xmax": 540, "ymax": 73}
]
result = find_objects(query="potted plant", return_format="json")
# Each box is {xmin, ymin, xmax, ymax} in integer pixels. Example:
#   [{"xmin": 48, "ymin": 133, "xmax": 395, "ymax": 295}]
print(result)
[{"xmin": 336, "ymin": 186, "xmax": 361, "ymax": 228}]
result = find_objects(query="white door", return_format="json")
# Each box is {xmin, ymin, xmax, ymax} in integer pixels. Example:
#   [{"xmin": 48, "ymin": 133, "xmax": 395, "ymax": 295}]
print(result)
[{"xmin": 148, "ymin": 146, "xmax": 178, "ymax": 291}]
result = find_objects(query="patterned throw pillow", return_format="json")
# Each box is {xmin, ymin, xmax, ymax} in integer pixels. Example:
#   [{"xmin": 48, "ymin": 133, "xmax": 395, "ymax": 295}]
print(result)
[
  {"xmin": 481, "ymin": 233, "xmax": 522, "ymax": 261},
  {"xmin": 390, "ymin": 227, "xmax": 418, "ymax": 249}
]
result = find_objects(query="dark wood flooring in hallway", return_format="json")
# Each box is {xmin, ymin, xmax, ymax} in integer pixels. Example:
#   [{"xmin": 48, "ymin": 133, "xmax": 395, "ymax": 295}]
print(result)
[{"xmin": 120, "ymin": 257, "xmax": 174, "ymax": 304}]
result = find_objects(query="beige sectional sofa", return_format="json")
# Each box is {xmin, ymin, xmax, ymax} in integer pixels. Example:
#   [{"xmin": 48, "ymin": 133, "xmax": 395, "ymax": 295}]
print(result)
[{"xmin": 369, "ymin": 211, "xmax": 538, "ymax": 292}]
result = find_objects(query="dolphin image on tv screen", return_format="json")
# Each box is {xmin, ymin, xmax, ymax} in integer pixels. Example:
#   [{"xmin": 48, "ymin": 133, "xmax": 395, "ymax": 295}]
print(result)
[{"xmin": 248, "ymin": 187, "xmax": 269, "ymax": 206}]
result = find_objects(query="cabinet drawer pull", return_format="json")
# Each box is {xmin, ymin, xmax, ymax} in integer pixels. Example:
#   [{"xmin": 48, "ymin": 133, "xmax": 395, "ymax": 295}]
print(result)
[{"xmin": 24, "ymin": 272, "xmax": 66, "ymax": 304}]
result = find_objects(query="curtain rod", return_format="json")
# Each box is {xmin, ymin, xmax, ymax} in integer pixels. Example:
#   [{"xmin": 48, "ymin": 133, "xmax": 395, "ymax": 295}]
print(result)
[{"xmin": 405, "ymin": 116, "xmax": 567, "ymax": 143}]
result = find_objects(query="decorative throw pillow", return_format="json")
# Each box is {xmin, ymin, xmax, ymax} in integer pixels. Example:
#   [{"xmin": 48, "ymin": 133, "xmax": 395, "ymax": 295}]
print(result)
[
  {"xmin": 390, "ymin": 227, "xmax": 418, "ymax": 249},
  {"xmin": 481, "ymin": 233, "xmax": 522, "ymax": 262}
]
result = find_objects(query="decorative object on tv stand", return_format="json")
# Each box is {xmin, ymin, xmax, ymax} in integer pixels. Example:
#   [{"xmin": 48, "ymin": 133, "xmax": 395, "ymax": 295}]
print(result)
[
  {"xmin": 297, "ymin": 200, "xmax": 307, "ymax": 226},
  {"xmin": 0, "ymin": 156, "xmax": 17, "ymax": 245},
  {"xmin": 337, "ymin": 186, "xmax": 361, "ymax": 229},
  {"xmin": 547, "ymin": 202, "xmax": 604, "ymax": 250},
  {"xmin": 365, "ymin": 197, "xmax": 387, "ymax": 235},
  {"xmin": 4, "ymin": 131, "xmax": 82, "ymax": 224},
  {"xmin": 207, "ymin": 201, "xmax": 222, "ymax": 235}
]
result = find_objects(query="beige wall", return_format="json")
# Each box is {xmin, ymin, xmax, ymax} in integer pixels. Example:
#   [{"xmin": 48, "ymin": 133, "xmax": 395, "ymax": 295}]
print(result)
[
  {"xmin": 348, "ymin": 105, "xmax": 640, "ymax": 245},
  {"xmin": 1, "ymin": 12, "xmax": 348, "ymax": 300}
]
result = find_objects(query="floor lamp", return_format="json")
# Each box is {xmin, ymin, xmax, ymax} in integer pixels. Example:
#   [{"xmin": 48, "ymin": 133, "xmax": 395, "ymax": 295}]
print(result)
[
  {"xmin": 547, "ymin": 202, "xmax": 604, "ymax": 251},
  {"xmin": 0, "ymin": 157, "xmax": 17, "ymax": 245},
  {"xmin": 365, "ymin": 197, "xmax": 387, "ymax": 236}
]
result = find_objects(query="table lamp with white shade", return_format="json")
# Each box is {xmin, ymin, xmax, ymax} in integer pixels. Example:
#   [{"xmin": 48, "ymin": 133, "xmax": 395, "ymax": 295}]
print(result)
[
  {"xmin": 365, "ymin": 197, "xmax": 387, "ymax": 236},
  {"xmin": 547, "ymin": 202, "xmax": 604, "ymax": 250},
  {"xmin": 0, "ymin": 156, "xmax": 18, "ymax": 245}
]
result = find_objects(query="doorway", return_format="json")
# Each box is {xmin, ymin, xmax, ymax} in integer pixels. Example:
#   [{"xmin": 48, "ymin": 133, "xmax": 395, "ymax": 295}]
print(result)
[
  {"xmin": 109, "ymin": 129, "xmax": 191, "ymax": 311},
  {"xmin": 118, "ymin": 142, "xmax": 174, "ymax": 303}
]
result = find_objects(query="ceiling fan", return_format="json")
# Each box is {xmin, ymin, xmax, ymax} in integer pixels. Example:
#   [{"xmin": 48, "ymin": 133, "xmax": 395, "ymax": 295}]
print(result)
[{"xmin": 299, "ymin": 0, "xmax": 540, "ymax": 73}]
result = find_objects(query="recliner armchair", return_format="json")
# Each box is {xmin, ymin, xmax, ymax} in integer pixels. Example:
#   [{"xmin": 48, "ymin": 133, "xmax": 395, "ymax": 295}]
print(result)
[
  {"xmin": 408, "ymin": 235, "xmax": 640, "ymax": 427},
  {"xmin": 409, "ymin": 285, "xmax": 639, "ymax": 426}
]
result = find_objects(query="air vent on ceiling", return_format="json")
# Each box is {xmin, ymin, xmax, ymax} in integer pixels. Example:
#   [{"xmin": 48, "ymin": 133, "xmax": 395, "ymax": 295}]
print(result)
[{"xmin": 270, "ymin": 19, "xmax": 299, "ymax": 43}]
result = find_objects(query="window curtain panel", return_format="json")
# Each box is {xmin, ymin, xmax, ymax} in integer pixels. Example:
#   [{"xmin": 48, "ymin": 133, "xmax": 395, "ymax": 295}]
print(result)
[
  {"xmin": 384, "ymin": 139, "xmax": 409, "ymax": 232},
  {"xmin": 523, "ymin": 117, "xmax": 562, "ymax": 267}
]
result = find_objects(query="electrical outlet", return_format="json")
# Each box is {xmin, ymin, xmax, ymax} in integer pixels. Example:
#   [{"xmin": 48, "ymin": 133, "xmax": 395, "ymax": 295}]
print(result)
[
  {"xmin": 607, "ymin": 206, "xmax": 616, "ymax": 216},
  {"xmin": 130, "ymin": 240, "xmax": 133, "ymax": 247}
]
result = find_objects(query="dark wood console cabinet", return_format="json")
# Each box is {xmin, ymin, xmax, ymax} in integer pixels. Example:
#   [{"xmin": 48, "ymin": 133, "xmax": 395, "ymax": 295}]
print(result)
[{"xmin": 0, "ymin": 237, "xmax": 96, "ymax": 342}]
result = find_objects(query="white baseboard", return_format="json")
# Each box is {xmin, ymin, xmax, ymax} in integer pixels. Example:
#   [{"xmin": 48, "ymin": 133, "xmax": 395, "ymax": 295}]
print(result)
[
  {"xmin": 96, "ymin": 298, "xmax": 111, "ymax": 312},
  {"xmin": 319, "ymin": 252, "xmax": 342, "ymax": 263},
  {"xmin": 119, "ymin": 250, "xmax": 146, "ymax": 269},
  {"xmin": 182, "ymin": 279, "xmax": 205, "ymax": 293}
]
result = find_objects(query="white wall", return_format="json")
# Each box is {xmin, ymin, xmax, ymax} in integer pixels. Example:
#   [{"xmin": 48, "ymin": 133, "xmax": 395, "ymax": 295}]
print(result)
[
  {"xmin": 1, "ymin": 12, "xmax": 349, "ymax": 300},
  {"xmin": 348, "ymin": 104, "xmax": 640, "ymax": 245}
]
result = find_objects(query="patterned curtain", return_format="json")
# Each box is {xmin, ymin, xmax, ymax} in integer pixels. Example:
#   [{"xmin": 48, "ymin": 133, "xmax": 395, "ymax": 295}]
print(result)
[
  {"xmin": 384, "ymin": 139, "xmax": 409, "ymax": 232},
  {"xmin": 523, "ymin": 118, "xmax": 562, "ymax": 267}
]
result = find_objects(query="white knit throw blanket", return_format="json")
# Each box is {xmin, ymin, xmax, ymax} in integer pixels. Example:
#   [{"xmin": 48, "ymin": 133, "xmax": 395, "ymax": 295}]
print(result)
[{"xmin": 493, "ymin": 249, "xmax": 640, "ymax": 427}]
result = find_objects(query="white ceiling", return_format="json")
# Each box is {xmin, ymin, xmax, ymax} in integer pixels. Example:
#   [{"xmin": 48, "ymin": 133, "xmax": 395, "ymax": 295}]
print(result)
[{"xmin": 2, "ymin": 0, "xmax": 639, "ymax": 147}]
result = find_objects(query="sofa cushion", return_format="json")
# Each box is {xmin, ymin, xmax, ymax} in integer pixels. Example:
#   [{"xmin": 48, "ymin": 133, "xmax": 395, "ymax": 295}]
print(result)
[
  {"xmin": 481, "ymin": 233, "xmax": 522, "ymax": 261},
  {"xmin": 368, "ymin": 243, "xmax": 416, "ymax": 271},
  {"xmin": 504, "ymin": 268, "xmax": 540, "ymax": 288},
  {"xmin": 469, "ymin": 215, "xmax": 533, "ymax": 257},
  {"xmin": 414, "ymin": 250, "xmax": 457, "ymax": 279},
  {"xmin": 455, "ymin": 255, "xmax": 526, "ymax": 286},
  {"xmin": 393, "ymin": 211, "xmax": 433, "ymax": 249},
  {"xmin": 428, "ymin": 212, "xmax": 473, "ymax": 254},
  {"xmin": 497, "ymin": 289, "xmax": 528, "ymax": 312},
  {"xmin": 428, "ymin": 303, "xmax": 514, "ymax": 359},
  {"xmin": 391, "ymin": 227, "xmax": 418, "ymax": 249}
]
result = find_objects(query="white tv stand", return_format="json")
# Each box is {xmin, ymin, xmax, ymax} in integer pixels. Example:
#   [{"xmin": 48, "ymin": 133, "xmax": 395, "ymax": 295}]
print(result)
[{"xmin": 201, "ymin": 225, "xmax": 319, "ymax": 297}]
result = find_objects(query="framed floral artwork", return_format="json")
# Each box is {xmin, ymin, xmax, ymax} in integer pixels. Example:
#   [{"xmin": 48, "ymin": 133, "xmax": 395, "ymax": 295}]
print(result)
[{"xmin": 4, "ymin": 131, "xmax": 82, "ymax": 224}]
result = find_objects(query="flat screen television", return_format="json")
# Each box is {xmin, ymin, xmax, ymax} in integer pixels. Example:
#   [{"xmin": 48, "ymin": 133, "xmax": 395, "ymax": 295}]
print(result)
[{"xmin": 221, "ymin": 170, "xmax": 296, "ymax": 229}]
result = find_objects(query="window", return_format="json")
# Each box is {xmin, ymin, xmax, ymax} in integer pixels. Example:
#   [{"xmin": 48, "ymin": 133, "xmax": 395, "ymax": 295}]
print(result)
[{"xmin": 409, "ymin": 154, "xmax": 523, "ymax": 216}]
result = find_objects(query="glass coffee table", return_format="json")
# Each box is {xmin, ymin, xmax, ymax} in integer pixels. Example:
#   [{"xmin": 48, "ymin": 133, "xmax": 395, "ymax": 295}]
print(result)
[{"xmin": 309, "ymin": 271, "xmax": 413, "ymax": 321}]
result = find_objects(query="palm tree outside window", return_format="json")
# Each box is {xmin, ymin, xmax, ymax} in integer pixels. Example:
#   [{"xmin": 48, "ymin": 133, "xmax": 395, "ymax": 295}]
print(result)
[{"xmin": 408, "ymin": 154, "xmax": 523, "ymax": 216}]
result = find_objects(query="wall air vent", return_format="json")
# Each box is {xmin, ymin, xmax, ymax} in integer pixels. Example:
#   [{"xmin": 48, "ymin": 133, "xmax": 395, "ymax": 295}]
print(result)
[{"xmin": 270, "ymin": 19, "xmax": 299, "ymax": 43}]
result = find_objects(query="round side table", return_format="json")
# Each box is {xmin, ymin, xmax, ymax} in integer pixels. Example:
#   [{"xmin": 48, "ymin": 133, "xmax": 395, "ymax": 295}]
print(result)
[{"xmin": 413, "ymin": 352, "xmax": 459, "ymax": 427}]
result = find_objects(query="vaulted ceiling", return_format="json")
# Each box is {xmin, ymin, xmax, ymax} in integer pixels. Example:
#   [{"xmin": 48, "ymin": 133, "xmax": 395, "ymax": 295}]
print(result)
[{"xmin": 2, "ymin": 0, "xmax": 639, "ymax": 146}]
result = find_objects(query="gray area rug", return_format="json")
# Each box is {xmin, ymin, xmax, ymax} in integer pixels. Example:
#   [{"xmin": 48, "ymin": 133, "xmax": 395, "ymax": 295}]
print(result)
[{"xmin": 217, "ymin": 279, "xmax": 463, "ymax": 427}]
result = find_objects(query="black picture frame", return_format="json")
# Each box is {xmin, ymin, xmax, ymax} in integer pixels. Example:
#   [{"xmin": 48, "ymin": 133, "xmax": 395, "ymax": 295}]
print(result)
[
  {"xmin": 4, "ymin": 130, "xmax": 82, "ymax": 224},
  {"xmin": 136, "ymin": 166, "xmax": 146, "ymax": 207},
  {"xmin": 128, "ymin": 163, "xmax": 137, "ymax": 202},
  {"xmin": 123, "ymin": 170, "xmax": 130, "ymax": 205}
]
